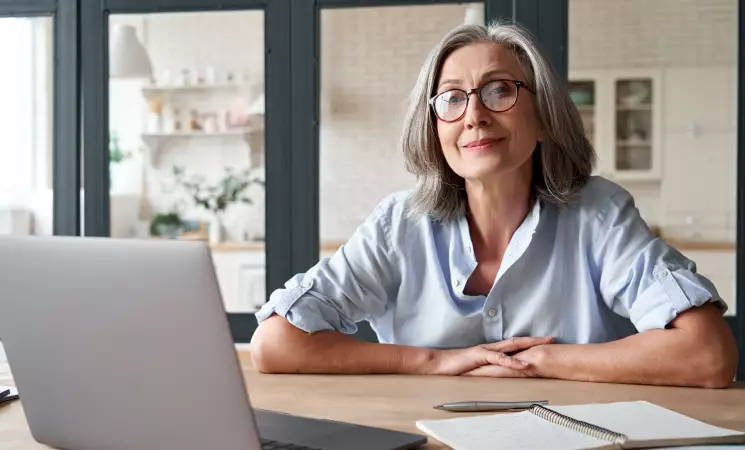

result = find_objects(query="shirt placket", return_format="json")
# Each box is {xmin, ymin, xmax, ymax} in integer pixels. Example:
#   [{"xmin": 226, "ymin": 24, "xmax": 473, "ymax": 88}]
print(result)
[{"xmin": 482, "ymin": 201, "xmax": 542, "ymax": 341}]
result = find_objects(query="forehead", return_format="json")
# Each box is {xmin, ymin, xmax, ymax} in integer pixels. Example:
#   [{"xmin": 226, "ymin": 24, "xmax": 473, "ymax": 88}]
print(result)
[{"xmin": 437, "ymin": 42, "xmax": 525, "ymax": 83}]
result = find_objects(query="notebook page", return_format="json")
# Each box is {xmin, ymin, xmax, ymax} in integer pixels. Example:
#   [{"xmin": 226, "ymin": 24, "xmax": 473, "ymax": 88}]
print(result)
[
  {"xmin": 415, "ymin": 410, "xmax": 619, "ymax": 450},
  {"xmin": 546, "ymin": 401, "xmax": 745, "ymax": 448}
]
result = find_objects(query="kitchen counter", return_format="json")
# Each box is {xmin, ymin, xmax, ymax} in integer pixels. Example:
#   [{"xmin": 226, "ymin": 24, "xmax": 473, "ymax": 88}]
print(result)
[
  {"xmin": 210, "ymin": 241, "xmax": 345, "ymax": 253},
  {"xmin": 209, "ymin": 239, "xmax": 736, "ymax": 253}
]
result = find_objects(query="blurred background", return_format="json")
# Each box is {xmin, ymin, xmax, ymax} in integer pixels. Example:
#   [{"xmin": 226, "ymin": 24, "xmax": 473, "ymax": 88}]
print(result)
[{"xmin": 0, "ymin": 0, "xmax": 740, "ymax": 363}]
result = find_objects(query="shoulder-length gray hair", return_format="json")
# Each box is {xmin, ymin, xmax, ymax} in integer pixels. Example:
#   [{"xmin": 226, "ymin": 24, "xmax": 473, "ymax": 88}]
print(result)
[{"xmin": 401, "ymin": 21, "xmax": 596, "ymax": 222}]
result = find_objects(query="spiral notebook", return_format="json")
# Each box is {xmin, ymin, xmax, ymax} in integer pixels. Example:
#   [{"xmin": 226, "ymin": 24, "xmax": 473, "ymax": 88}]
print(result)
[
  {"xmin": 415, "ymin": 401, "xmax": 745, "ymax": 450},
  {"xmin": 0, "ymin": 386, "xmax": 19, "ymax": 405}
]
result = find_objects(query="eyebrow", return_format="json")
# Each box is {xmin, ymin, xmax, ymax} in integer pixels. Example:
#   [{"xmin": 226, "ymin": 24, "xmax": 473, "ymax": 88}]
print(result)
[{"xmin": 437, "ymin": 69, "xmax": 516, "ymax": 90}]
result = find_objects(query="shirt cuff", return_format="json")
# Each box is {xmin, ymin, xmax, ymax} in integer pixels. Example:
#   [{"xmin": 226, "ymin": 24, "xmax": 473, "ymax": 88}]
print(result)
[
  {"xmin": 255, "ymin": 280, "xmax": 359, "ymax": 334},
  {"xmin": 629, "ymin": 266, "xmax": 726, "ymax": 332}
]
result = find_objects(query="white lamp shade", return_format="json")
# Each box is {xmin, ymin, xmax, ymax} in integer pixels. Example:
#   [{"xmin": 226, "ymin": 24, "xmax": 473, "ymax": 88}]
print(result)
[
  {"xmin": 110, "ymin": 25, "xmax": 153, "ymax": 79},
  {"xmin": 463, "ymin": 5, "xmax": 484, "ymax": 26}
]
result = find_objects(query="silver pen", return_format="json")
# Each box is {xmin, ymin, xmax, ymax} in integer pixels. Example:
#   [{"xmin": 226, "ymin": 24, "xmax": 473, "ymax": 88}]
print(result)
[{"xmin": 434, "ymin": 400, "xmax": 549, "ymax": 412}]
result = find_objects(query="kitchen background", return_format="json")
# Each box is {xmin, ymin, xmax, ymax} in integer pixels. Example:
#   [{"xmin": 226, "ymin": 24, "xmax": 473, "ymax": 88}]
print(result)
[{"xmin": 0, "ymin": 0, "xmax": 737, "ymax": 317}]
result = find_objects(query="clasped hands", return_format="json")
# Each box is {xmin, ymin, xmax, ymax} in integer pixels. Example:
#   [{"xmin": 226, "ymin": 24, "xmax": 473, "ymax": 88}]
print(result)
[{"xmin": 430, "ymin": 336, "xmax": 554, "ymax": 378}]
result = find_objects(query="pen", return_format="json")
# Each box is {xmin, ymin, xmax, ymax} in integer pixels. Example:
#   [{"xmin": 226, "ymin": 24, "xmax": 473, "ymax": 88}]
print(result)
[{"xmin": 434, "ymin": 400, "xmax": 549, "ymax": 412}]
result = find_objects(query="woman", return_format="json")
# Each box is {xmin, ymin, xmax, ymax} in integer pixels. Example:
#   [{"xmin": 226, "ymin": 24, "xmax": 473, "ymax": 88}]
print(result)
[{"xmin": 251, "ymin": 22, "xmax": 738, "ymax": 387}]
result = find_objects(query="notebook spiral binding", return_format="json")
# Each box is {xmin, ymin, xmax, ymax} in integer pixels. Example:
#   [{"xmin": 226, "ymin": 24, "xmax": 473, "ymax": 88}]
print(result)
[{"xmin": 529, "ymin": 404, "xmax": 629, "ymax": 445}]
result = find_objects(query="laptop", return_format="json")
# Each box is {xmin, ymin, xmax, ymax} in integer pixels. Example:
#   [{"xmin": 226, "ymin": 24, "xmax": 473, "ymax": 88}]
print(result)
[{"xmin": 0, "ymin": 236, "xmax": 427, "ymax": 450}]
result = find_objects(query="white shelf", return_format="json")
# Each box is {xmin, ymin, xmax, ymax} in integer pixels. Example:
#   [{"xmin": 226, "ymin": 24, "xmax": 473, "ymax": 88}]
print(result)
[
  {"xmin": 142, "ymin": 129, "xmax": 257, "ymax": 139},
  {"xmin": 602, "ymin": 170, "xmax": 661, "ymax": 183},
  {"xmin": 142, "ymin": 83, "xmax": 248, "ymax": 98},
  {"xmin": 142, "ymin": 125, "xmax": 264, "ymax": 165}
]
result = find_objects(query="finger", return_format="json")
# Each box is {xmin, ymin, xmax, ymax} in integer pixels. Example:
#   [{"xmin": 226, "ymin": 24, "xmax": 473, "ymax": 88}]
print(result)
[
  {"xmin": 485, "ymin": 351, "xmax": 532, "ymax": 370},
  {"xmin": 463, "ymin": 365, "xmax": 534, "ymax": 378},
  {"xmin": 483, "ymin": 336, "xmax": 553, "ymax": 354}
]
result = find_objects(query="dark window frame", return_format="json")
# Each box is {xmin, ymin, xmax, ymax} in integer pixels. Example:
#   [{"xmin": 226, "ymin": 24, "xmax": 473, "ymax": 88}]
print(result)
[{"xmin": 0, "ymin": 0, "xmax": 80, "ymax": 236}]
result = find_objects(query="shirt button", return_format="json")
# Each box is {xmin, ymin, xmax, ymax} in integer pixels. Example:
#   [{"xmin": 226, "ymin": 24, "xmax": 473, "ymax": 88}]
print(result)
[
  {"xmin": 487, "ymin": 308, "xmax": 497, "ymax": 317},
  {"xmin": 454, "ymin": 279, "xmax": 461, "ymax": 287}
]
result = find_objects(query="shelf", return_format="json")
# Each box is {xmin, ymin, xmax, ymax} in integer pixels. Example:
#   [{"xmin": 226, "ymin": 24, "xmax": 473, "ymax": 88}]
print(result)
[
  {"xmin": 616, "ymin": 104, "xmax": 652, "ymax": 111},
  {"xmin": 617, "ymin": 140, "xmax": 652, "ymax": 147},
  {"xmin": 142, "ymin": 124, "xmax": 264, "ymax": 165},
  {"xmin": 663, "ymin": 239, "xmax": 735, "ymax": 251},
  {"xmin": 575, "ymin": 105, "xmax": 595, "ymax": 112},
  {"xmin": 601, "ymin": 170, "xmax": 660, "ymax": 183},
  {"xmin": 142, "ymin": 129, "xmax": 258, "ymax": 139},
  {"xmin": 141, "ymin": 82, "xmax": 248, "ymax": 99}
]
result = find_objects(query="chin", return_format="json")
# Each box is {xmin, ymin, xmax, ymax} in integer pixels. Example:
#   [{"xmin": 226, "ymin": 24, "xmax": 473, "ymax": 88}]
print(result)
[{"xmin": 456, "ymin": 165, "xmax": 506, "ymax": 182}]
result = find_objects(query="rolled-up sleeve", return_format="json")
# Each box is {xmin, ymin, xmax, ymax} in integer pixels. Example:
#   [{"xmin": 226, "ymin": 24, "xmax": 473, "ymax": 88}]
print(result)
[
  {"xmin": 594, "ymin": 189, "xmax": 727, "ymax": 333},
  {"xmin": 255, "ymin": 196, "xmax": 400, "ymax": 334}
]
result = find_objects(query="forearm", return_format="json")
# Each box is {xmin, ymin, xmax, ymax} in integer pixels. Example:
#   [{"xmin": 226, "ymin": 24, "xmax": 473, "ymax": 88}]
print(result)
[
  {"xmin": 250, "ymin": 315, "xmax": 437, "ymax": 375},
  {"xmin": 532, "ymin": 327, "xmax": 737, "ymax": 388}
]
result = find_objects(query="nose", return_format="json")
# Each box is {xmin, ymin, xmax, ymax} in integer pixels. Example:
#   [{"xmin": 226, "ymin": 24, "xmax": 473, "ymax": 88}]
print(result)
[{"xmin": 463, "ymin": 91, "xmax": 491, "ymax": 130}]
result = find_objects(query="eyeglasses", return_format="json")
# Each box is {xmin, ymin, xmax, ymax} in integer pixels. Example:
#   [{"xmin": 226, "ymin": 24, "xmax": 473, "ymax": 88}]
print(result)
[{"xmin": 428, "ymin": 79, "xmax": 534, "ymax": 123}]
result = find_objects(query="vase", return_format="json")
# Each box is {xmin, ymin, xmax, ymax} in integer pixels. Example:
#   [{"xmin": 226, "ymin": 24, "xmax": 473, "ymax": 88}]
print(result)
[{"xmin": 208, "ymin": 214, "xmax": 223, "ymax": 245}]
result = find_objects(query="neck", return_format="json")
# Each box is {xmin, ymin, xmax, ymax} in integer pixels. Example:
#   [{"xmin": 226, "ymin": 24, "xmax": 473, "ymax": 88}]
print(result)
[{"xmin": 465, "ymin": 167, "xmax": 533, "ymax": 257}]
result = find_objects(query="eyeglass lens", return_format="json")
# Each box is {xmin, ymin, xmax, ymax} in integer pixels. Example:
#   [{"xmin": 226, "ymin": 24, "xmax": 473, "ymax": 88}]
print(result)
[{"xmin": 433, "ymin": 80, "xmax": 518, "ymax": 122}]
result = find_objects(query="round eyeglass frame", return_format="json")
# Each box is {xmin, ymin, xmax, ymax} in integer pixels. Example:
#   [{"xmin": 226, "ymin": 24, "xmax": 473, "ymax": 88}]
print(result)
[{"xmin": 428, "ymin": 79, "xmax": 535, "ymax": 123}]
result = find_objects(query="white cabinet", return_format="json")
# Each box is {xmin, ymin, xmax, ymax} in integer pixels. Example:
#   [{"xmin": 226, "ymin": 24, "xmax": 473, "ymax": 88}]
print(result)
[
  {"xmin": 210, "ymin": 249, "xmax": 266, "ymax": 313},
  {"xmin": 679, "ymin": 249, "xmax": 737, "ymax": 316},
  {"xmin": 569, "ymin": 69, "xmax": 662, "ymax": 182}
]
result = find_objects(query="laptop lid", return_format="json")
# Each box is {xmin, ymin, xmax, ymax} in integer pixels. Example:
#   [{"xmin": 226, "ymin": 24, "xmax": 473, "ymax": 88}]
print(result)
[{"xmin": 0, "ymin": 236, "xmax": 261, "ymax": 450}]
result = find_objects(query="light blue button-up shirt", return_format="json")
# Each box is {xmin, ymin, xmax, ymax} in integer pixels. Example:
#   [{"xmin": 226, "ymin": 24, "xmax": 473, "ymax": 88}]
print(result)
[{"xmin": 255, "ymin": 177, "xmax": 725, "ymax": 347}]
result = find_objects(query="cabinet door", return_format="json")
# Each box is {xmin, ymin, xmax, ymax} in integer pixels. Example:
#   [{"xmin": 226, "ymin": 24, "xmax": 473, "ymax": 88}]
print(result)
[
  {"xmin": 239, "ymin": 265, "xmax": 266, "ymax": 312},
  {"xmin": 610, "ymin": 70, "xmax": 662, "ymax": 181}
]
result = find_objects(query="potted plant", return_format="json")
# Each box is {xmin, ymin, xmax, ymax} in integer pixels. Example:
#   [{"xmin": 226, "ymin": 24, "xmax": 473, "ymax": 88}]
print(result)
[
  {"xmin": 109, "ymin": 130, "xmax": 133, "ymax": 191},
  {"xmin": 149, "ymin": 211, "xmax": 183, "ymax": 239},
  {"xmin": 171, "ymin": 165, "xmax": 264, "ymax": 244}
]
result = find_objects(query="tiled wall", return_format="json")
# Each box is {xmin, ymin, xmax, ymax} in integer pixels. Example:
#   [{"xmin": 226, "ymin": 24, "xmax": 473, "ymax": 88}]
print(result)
[
  {"xmin": 569, "ymin": 0, "xmax": 736, "ymax": 70},
  {"xmin": 319, "ymin": 5, "xmax": 478, "ymax": 241}
]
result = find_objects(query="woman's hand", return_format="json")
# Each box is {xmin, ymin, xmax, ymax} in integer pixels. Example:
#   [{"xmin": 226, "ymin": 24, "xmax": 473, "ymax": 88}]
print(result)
[
  {"xmin": 428, "ymin": 337, "xmax": 553, "ymax": 376},
  {"xmin": 461, "ymin": 344, "xmax": 549, "ymax": 378}
]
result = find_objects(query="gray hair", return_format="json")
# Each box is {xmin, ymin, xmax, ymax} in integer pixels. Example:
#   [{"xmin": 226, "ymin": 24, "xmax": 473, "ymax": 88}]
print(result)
[{"xmin": 401, "ymin": 21, "xmax": 596, "ymax": 222}]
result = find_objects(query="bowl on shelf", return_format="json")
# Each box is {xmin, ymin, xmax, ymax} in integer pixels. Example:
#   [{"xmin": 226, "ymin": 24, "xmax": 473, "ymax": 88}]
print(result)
[{"xmin": 569, "ymin": 91, "xmax": 593, "ymax": 106}]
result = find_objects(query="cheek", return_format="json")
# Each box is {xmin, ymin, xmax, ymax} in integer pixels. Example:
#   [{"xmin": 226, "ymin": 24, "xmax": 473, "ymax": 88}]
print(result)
[
  {"xmin": 504, "ymin": 108, "xmax": 542, "ymax": 144},
  {"xmin": 436, "ymin": 122, "xmax": 460, "ymax": 152}
]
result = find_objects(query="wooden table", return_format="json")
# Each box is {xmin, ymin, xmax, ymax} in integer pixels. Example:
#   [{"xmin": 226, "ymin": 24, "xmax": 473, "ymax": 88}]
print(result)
[{"xmin": 2, "ymin": 351, "xmax": 745, "ymax": 449}]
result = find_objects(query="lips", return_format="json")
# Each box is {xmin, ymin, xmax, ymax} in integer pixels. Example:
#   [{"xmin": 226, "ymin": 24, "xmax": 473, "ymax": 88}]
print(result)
[{"xmin": 463, "ymin": 138, "xmax": 503, "ymax": 149}]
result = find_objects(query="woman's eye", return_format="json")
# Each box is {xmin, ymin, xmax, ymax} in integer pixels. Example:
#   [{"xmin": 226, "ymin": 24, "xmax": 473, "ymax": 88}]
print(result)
[{"xmin": 489, "ymin": 86, "xmax": 508, "ymax": 96}]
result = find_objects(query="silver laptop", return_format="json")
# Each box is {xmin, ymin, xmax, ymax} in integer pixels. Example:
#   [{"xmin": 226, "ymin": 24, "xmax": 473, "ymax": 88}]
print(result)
[{"xmin": 0, "ymin": 236, "xmax": 426, "ymax": 450}]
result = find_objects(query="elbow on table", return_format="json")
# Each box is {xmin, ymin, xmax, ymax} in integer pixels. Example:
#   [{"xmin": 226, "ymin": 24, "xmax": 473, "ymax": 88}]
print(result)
[
  {"xmin": 250, "ymin": 315, "xmax": 300, "ymax": 374},
  {"xmin": 701, "ymin": 357, "xmax": 738, "ymax": 389},
  {"xmin": 696, "ymin": 340, "xmax": 739, "ymax": 389}
]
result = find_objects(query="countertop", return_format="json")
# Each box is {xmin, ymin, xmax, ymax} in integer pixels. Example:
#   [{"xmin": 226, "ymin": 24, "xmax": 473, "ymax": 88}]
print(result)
[{"xmin": 210, "ymin": 239, "xmax": 735, "ymax": 253}]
